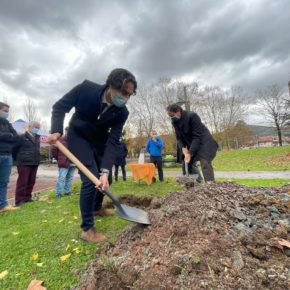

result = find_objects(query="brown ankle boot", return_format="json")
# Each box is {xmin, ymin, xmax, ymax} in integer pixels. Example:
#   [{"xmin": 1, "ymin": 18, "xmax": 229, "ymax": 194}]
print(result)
[
  {"xmin": 94, "ymin": 208, "xmax": 114, "ymax": 217},
  {"xmin": 81, "ymin": 228, "xmax": 107, "ymax": 243}
]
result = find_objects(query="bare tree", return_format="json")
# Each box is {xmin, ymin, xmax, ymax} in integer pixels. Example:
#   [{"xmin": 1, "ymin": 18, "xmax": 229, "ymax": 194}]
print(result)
[
  {"xmin": 23, "ymin": 97, "xmax": 39, "ymax": 122},
  {"xmin": 256, "ymin": 84, "xmax": 287, "ymax": 146}
]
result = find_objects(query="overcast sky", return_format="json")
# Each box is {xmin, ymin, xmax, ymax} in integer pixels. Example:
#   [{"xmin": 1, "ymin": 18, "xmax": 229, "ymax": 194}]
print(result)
[{"xmin": 1, "ymin": 0, "xmax": 290, "ymax": 125}]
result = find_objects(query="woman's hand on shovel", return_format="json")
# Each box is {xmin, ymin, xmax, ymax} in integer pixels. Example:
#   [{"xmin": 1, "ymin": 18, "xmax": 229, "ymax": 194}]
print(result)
[{"xmin": 48, "ymin": 133, "xmax": 61, "ymax": 144}]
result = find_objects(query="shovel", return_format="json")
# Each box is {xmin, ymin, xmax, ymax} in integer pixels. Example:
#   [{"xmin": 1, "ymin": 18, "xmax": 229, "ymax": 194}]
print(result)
[
  {"xmin": 184, "ymin": 162, "xmax": 198, "ymax": 181},
  {"xmin": 55, "ymin": 140, "xmax": 150, "ymax": 225}
]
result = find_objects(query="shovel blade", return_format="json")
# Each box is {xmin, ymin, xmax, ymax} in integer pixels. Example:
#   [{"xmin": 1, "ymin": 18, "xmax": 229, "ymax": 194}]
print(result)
[{"xmin": 115, "ymin": 204, "xmax": 151, "ymax": 225}]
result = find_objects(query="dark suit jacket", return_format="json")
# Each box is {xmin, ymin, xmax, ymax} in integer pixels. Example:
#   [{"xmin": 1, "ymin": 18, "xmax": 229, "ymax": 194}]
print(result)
[
  {"xmin": 13, "ymin": 132, "xmax": 40, "ymax": 166},
  {"xmin": 172, "ymin": 111, "xmax": 218, "ymax": 161},
  {"xmin": 51, "ymin": 80, "xmax": 129, "ymax": 169}
]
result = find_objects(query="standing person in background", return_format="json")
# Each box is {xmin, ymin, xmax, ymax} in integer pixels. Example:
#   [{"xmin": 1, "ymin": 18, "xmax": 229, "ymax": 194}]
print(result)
[
  {"xmin": 14, "ymin": 121, "xmax": 41, "ymax": 206},
  {"xmin": 146, "ymin": 129, "xmax": 164, "ymax": 182},
  {"xmin": 114, "ymin": 140, "xmax": 128, "ymax": 182},
  {"xmin": 52, "ymin": 127, "xmax": 76, "ymax": 198},
  {"xmin": 0, "ymin": 102, "xmax": 19, "ymax": 213},
  {"xmin": 167, "ymin": 104, "xmax": 218, "ymax": 182}
]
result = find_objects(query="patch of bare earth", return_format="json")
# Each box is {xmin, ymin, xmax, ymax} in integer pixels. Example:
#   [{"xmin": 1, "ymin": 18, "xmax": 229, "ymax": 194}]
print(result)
[{"xmin": 79, "ymin": 181, "xmax": 290, "ymax": 290}]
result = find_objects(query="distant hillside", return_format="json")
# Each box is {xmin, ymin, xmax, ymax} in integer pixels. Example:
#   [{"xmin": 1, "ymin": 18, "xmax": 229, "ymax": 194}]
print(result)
[{"xmin": 248, "ymin": 125, "xmax": 290, "ymax": 137}]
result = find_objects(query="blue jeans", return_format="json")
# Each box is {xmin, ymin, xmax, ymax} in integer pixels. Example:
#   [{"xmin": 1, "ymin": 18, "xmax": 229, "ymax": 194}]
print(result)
[
  {"xmin": 55, "ymin": 166, "xmax": 76, "ymax": 196},
  {"xmin": 79, "ymin": 159, "xmax": 105, "ymax": 231},
  {"xmin": 0, "ymin": 154, "xmax": 12, "ymax": 209}
]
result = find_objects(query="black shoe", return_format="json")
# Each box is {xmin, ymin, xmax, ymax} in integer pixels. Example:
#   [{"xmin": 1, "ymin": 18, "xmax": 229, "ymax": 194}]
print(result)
[
  {"xmin": 64, "ymin": 192, "xmax": 71, "ymax": 196},
  {"xmin": 25, "ymin": 199, "xmax": 34, "ymax": 203},
  {"xmin": 15, "ymin": 201, "xmax": 26, "ymax": 207}
]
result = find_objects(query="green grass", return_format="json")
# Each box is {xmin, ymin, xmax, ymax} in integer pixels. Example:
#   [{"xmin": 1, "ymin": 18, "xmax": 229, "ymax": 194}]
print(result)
[
  {"xmin": 213, "ymin": 146, "xmax": 290, "ymax": 171},
  {"xmin": 217, "ymin": 178, "xmax": 290, "ymax": 186},
  {"xmin": 0, "ymin": 178, "xmax": 178, "ymax": 289}
]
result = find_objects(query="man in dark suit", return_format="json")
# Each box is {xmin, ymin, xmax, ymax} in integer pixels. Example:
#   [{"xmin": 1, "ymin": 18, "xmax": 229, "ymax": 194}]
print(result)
[
  {"xmin": 167, "ymin": 104, "xmax": 218, "ymax": 182},
  {"xmin": 48, "ymin": 68, "xmax": 137, "ymax": 243},
  {"xmin": 14, "ymin": 121, "xmax": 41, "ymax": 206}
]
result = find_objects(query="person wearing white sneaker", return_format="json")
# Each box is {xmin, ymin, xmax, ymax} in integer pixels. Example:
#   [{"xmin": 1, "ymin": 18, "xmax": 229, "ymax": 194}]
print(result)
[{"xmin": 0, "ymin": 101, "xmax": 19, "ymax": 212}]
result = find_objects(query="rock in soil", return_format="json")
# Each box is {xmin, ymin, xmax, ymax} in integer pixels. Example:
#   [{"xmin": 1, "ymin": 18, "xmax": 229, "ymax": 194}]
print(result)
[{"xmin": 79, "ymin": 181, "xmax": 290, "ymax": 290}]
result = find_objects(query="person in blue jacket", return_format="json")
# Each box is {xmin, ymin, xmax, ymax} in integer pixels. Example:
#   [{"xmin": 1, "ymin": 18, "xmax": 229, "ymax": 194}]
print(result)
[
  {"xmin": 48, "ymin": 68, "xmax": 137, "ymax": 243},
  {"xmin": 146, "ymin": 129, "xmax": 164, "ymax": 182}
]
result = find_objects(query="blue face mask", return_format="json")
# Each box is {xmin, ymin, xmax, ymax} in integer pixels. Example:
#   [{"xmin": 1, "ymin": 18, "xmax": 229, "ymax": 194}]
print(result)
[
  {"xmin": 0, "ymin": 111, "xmax": 9, "ymax": 119},
  {"xmin": 112, "ymin": 95, "xmax": 127, "ymax": 108},
  {"xmin": 171, "ymin": 116, "xmax": 180, "ymax": 124},
  {"xmin": 31, "ymin": 128, "xmax": 40, "ymax": 135}
]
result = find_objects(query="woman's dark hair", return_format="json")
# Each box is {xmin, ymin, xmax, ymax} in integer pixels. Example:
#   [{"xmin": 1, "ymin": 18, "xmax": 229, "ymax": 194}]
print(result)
[
  {"xmin": 166, "ymin": 103, "xmax": 183, "ymax": 113},
  {"xmin": 106, "ymin": 68, "xmax": 137, "ymax": 94},
  {"xmin": 0, "ymin": 101, "xmax": 9, "ymax": 110}
]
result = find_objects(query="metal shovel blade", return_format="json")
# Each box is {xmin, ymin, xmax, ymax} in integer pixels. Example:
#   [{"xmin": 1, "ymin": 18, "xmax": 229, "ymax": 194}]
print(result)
[
  {"xmin": 104, "ymin": 189, "xmax": 151, "ymax": 225},
  {"xmin": 115, "ymin": 204, "xmax": 151, "ymax": 225}
]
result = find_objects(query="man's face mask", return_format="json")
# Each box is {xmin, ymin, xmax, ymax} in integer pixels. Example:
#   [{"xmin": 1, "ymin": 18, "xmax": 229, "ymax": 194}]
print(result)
[
  {"xmin": 31, "ymin": 128, "xmax": 40, "ymax": 135},
  {"xmin": 112, "ymin": 95, "xmax": 128, "ymax": 108},
  {"xmin": 0, "ymin": 111, "xmax": 9, "ymax": 119},
  {"xmin": 171, "ymin": 115, "xmax": 180, "ymax": 124}
]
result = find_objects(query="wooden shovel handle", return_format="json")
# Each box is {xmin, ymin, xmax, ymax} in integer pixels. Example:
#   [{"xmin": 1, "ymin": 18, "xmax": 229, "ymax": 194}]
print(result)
[{"xmin": 55, "ymin": 140, "xmax": 102, "ymax": 187}]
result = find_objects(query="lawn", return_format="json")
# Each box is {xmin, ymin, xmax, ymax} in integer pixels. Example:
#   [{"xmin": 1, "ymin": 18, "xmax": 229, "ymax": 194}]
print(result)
[
  {"xmin": 213, "ymin": 146, "xmax": 290, "ymax": 171},
  {"xmin": 0, "ymin": 178, "xmax": 178, "ymax": 289},
  {"xmin": 157, "ymin": 146, "xmax": 290, "ymax": 171}
]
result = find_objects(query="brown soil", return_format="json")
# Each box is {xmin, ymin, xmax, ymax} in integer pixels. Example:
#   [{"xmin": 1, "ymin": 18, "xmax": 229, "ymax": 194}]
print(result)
[{"xmin": 79, "ymin": 181, "xmax": 290, "ymax": 290}]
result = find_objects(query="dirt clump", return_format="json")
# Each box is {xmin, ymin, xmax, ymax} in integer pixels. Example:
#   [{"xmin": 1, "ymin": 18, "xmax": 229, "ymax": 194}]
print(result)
[{"xmin": 80, "ymin": 181, "xmax": 290, "ymax": 289}]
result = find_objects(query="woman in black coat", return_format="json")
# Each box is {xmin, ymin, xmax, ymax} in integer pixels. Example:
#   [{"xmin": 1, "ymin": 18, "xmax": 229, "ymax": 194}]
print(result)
[{"xmin": 167, "ymin": 104, "xmax": 218, "ymax": 182}]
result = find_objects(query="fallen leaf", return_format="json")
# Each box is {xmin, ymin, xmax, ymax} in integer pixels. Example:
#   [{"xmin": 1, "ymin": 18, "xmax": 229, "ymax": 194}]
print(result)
[
  {"xmin": 71, "ymin": 239, "xmax": 78, "ymax": 243},
  {"xmin": 36, "ymin": 263, "xmax": 43, "ymax": 267},
  {"xmin": 0, "ymin": 270, "xmax": 8, "ymax": 280},
  {"xmin": 278, "ymin": 239, "xmax": 290, "ymax": 248},
  {"xmin": 73, "ymin": 216, "xmax": 78, "ymax": 220},
  {"xmin": 27, "ymin": 279, "xmax": 47, "ymax": 290},
  {"xmin": 68, "ymin": 221, "xmax": 72, "ymax": 224},
  {"xmin": 12, "ymin": 231, "xmax": 20, "ymax": 236},
  {"xmin": 72, "ymin": 248, "xmax": 81, "ymax": 254},
  {"xmin": 66, "ymin": 244, "xmax": 71, "ymax": 251},
  {"xmin": 60, "ymin": 253, "xmax": 71, "ymax": 263},
  {"xmin": 41, "ymin": 220, "xmax": 48, "ymax": 223},
  {"xmin": 31, "ymin": 253, "xmax": 39, "ymax": 261},
  {"xmin": 58, "ymin": 219, "xmax": 64, "ymax": 223}
]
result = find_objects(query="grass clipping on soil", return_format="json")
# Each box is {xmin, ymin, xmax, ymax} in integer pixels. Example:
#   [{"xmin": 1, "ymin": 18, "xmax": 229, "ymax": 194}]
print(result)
[{"xmin": 80, "ymin": 181, "xmax": 290, "ymax": 290}]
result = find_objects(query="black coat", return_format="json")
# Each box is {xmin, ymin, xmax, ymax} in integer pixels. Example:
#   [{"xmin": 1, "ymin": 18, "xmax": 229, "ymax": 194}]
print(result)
[
  {"xmin": 0, "ymin": 118, "xmax": 19, "ymax": 155},
  {"xmin": 114, "ymin": 142, "xmax": 128, "ymax": 166},
  {"xmin": 51, "ymin": 80, "xmax": 129, "ymax": 169},
  {"xmin": 172, "ymin": 111, "xmax": 218, "ymax": 161},
  {"xmin": 14, "ymin": 132, "xmax": 40, "ymax": 166}
]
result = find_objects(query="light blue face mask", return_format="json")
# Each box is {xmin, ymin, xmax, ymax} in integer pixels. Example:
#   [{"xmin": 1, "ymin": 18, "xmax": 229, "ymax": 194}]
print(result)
[
  {"xmin": 31, "ymin": 128, "xmax": 40, "ymax": 135},
  {"xmin": 0, "ymin": 111, "xmax": 9, "ymax": 119},
  {"xmin": 112, "ymin": 95, "xmax": 127, "ymax": 108}
]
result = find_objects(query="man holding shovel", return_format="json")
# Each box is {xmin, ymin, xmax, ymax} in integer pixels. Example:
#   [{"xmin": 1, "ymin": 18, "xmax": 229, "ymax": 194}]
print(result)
[
  {"xmin": 48, "ymin": 68, "xmax": 137, "ymax": 243},
  {"xmin": 167, "ymin": 104, "xmax": 218, "ymax": 182}
]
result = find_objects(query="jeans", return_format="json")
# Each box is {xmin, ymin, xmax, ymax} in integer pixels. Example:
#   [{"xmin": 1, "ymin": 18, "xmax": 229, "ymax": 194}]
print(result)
[
  {"xmin": 79, "ymin": 159, "xmax": 105, "ymax": 231},
  {"xmin": 55, "ymin": 166, "xmax": 76, "ymax": 196},
  {"xmin": 0, "ymin": 154, "xmax": 12, "ymax": 209}
]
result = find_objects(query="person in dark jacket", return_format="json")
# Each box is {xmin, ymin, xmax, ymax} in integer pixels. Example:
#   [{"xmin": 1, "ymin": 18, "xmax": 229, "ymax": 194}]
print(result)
[
  {"xmin": 0, "ymin": 102, "xmax": 19, "ymax": 213},
  {"xmin": 48, "ymin": 68, "xmax": 137, "ymax": 243},
  {"xmin": 146, "ymin": 129, "xmax": 164, "ymax": 182},
  {"xmin": 14, "ymin": 121, "xmax": 41, "ymax": 206},
  {"xmin": 167, "ymin": 104, "xmax": 218, "ymax": 182},
  {"xmin": 114, "ymin": 140, "xmax": 128, "ymax": 181},
  {"xmin": 52, "ymin": 127, "xmax": 76, "ymax": 198}
]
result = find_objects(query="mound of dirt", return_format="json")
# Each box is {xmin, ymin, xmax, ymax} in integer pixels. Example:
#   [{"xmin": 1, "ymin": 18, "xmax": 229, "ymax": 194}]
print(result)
[{"xmin": 80, "ymin": 181, "xmax": 290, "ymax": 290}]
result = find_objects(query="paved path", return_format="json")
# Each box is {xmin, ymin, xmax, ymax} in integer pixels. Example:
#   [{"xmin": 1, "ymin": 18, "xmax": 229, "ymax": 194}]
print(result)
[{"xmin": 7, "ymin": 164, "xmax": 289, "ymax": 203}]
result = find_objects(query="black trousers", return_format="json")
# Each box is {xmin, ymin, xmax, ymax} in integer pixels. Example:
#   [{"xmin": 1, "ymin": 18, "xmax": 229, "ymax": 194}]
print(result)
[
  {"xmin": 199, "ymin": 158, "xmax": 215, "ymax": 182},
  {"xmin": 114, "ymin": 165, "xmax": 126, "ymax": 181},
  {"xmin": 150, "ymin": 156, "xmax": 164, "ymax": 181}
]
